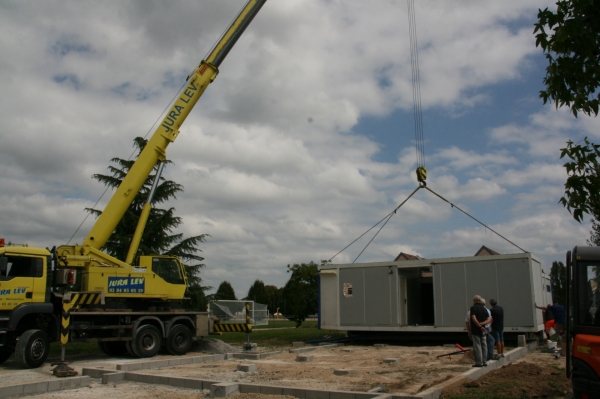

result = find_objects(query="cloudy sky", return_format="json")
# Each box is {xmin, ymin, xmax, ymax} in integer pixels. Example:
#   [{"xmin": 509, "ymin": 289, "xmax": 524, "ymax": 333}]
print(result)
[{"xmin": 1, "ymin": 0, "xmax": 598, "ymax": 298}]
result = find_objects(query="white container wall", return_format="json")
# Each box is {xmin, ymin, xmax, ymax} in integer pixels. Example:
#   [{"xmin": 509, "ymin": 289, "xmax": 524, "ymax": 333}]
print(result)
[{"xmin": 319, "ymin": 252, "xmax": 552, "ymax": 335}]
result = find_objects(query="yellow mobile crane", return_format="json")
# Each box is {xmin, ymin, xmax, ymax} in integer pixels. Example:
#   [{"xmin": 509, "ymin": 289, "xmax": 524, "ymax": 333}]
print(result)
[{"xmin": 0, "ymin": 0, "xmax": 266, "ymax": 368}]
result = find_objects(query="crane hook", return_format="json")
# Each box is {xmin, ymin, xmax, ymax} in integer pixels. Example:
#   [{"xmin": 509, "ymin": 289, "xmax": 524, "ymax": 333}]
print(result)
[{"xmin": 416, "ymin": 166, "xmax": 427, "ymax": 187}]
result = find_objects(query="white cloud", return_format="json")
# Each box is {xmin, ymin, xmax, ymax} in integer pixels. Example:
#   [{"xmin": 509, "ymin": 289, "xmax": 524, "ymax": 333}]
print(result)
[
  {"xmin": 0, "ymin": 0, "xmax": 587, "ymax": 297},
  {"xmin": 489, "ymin": 106, "xmax": 598, "ymax": 158}
]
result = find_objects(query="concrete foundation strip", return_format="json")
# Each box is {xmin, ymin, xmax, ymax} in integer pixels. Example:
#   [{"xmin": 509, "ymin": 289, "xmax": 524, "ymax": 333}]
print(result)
[
  {"xmin": 0, "ymin": 339, "xmax": 536, "ymax": 399},
  {"xmin": 289, "ymin": 343, "xmax": 342, "ymax": 354},
  {"xmin": 0, "ymin": 376, "xmax": 91, "ymax": 398}
]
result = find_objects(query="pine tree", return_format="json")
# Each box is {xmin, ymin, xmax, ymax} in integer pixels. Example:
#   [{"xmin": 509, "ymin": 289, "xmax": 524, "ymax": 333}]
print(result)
[
  {"xmin": 247, "ymin": 280, "xmax": 267, "ymax": 304},
  {"xmin": 213, "ymin": 281, "xmax": 237, "ymax": 300},
  {"xmin": 87, "ymin": 137, "xmax": 209, "ymax": 309}
]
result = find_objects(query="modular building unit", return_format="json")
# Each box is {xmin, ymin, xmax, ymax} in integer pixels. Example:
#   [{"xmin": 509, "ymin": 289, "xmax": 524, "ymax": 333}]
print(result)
[{"xmin": 319, "ymin": 252, "xmax": 552, "ymax": 337}]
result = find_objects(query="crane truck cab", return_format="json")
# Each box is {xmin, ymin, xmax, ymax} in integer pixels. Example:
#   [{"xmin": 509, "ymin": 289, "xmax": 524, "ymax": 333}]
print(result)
[
  {"xmin": 0, "ymin": 241, "xmax": 57, "ymax": 367},
  {"xmin": 566, "ymin": 246, "xmax": 600, "ymax": 398},
  {"xmin": 0, "ymin": 239, "xmax": 206, "ymax": 368}
]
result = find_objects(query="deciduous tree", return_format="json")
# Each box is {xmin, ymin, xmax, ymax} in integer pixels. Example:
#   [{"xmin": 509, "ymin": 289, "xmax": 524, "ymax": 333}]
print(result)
[
  {"xmin": 559, "ymin": 138, "xmax": 600, "ymax": 222},
  {"xmin": 283, "ymin": 261, "xmax": 319, "ymax": 327},
  {"xmin": 535, "ymin": 1, "xmax": 600, "ymax": 231},
  {"xmin": 534, "ymin": 0, "xmax": 600, "ymax": 117},
  {"xmin": 550, "ymin": 261, "xmax": 567, "ymax": 305}
]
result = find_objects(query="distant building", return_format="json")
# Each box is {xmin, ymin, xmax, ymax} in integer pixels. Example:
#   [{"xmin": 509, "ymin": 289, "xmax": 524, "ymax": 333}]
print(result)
[
  {"xmin": 474, "ymin": 245, "xmax": 500, "ymax": 256},
  {"xmin": 393, "ymin": 245, "xmax": 500, "ymax": 261},
  {"xmin": 394, "ymin": 252, "xmax": 425, "ymax": 261}
]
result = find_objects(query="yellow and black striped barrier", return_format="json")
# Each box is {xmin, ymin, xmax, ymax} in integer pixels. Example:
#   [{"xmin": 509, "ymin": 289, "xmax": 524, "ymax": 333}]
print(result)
[
  {"xmin": 60, "ymin": 292, "xmax": 103, "ymax": 345},
  {"xmin": 213, "ymin": 323, "xmax": 252, "ymax": 333}
]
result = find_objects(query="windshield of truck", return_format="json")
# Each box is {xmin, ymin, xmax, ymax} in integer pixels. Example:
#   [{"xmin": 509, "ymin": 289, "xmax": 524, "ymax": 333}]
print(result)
[
  {"xmin": 577, "ymin": 262, "xmax": 600, "ymax": 326},
  {"xmin": 0, "ymin": 255, "xmax": 43, "ymax": 279},
  {"xmin": 152, "ymin": 257, "xmax": 184, "ymax": 285}
]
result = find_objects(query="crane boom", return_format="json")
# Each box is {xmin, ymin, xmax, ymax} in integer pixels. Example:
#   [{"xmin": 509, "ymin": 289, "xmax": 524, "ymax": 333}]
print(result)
[
  {"xmin": 81, "ymin": 0, "xmax": 266, "ymax": 250},
  {"xmin": 0, "ymin": 2, "xmax": 267, "ymax": 369}
]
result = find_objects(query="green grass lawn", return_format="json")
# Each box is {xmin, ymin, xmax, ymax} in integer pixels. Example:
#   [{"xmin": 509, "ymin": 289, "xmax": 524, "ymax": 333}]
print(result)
[
  {"xmin": 219, "ymin": 321, "xmax": 344, "ymax": 346},
  {"xmin": 49, "ymin": 341, "xmax": 103, "ymax": 357},
  {"xmin": 49, "ymin": 322, "xmax": 343, "ymax": 356}
]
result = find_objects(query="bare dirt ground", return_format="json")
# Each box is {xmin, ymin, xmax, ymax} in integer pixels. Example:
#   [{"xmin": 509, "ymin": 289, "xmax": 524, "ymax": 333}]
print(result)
[
  {"xmin": 139, "ymin": 344, "xmax": 472, "ymax": 394},
  {"xmin": 440, "ymin": 350, "xmax": 571, "ymax": 398},
  {"xmin": 0, "ymin": 343, "xmax": 572, "ymax": 399}
]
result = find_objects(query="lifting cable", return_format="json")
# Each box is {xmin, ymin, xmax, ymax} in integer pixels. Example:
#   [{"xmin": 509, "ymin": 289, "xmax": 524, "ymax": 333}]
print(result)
[
  {"xmin": 328, "ymin": 186, "xmax": 421, "ymax": 263},
  {"xmin": 329, "ymin": 1, "xmax": 527, "ymax": 262},
  {"xmin": 329, "ymin": 184, "xmax": 527, "ymax": 263},
  {"xmin": 408, "ymin": 0, "xmax": 427, "ymax": 184},
  {"xmin": 423, "ymin": 186, "xmax": 527, "ymax": 253}
]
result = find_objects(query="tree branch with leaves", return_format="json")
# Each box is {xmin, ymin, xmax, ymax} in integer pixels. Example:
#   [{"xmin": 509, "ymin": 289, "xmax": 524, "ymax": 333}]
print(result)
[{"xmin": 534, "ymin": 0, "xmax": 600, "ymax": 117}]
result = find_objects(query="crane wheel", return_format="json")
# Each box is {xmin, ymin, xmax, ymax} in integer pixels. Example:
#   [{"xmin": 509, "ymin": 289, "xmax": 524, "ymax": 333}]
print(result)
[
  {"xmin": 166, "ymin": 324, "xmax": 193, "ymax": 356},
  {"xmin": 0, "ymin": 348, "xmax": 13, "ymax": 364},
  {"xmin": 125, "ymin": 340, "xmax": 138, "ymax": 357},
  {"xmin": 15, "ymin": 329, "xmax": 49, "ymax": 368},
  {"xmin": 131, "ymin": 325, "xmax": 161, "ymax": 358}
]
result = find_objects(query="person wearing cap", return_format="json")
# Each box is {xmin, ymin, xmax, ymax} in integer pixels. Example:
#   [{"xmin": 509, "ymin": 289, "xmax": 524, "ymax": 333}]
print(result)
[{"xmin": 467, "ymin": 295, "xmax": 492, "ymax": 367}]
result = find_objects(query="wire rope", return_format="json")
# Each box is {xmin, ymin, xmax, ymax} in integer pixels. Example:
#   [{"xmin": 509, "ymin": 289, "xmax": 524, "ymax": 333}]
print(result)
[
  {"xmin": 424, "ymin": 186, "xmax": 528, "ymax": 253},
  {"xmin": 328, "ymin": 186, "xmax": 422, "ymax": 263},
  {"xmin": 408, "ymin": 0, "xmax": 425, "ymax": 169},
  {"xmin": 327, "ymin": 2, "xmax": 527, "ymax": 262}
]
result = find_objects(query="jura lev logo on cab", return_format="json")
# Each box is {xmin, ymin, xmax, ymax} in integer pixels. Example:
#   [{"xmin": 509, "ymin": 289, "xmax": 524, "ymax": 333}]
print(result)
[
  {"xmin": 0, "ymin": 288, "xmax": 27, "ymax": 295},
  {"xmin": 107, "ymin": 277, "xmax": 145, "ymax": 294}
]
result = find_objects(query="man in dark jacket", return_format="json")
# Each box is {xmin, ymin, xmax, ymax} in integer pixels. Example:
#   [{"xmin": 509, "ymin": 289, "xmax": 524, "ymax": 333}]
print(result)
[
  {"xmin": 489, "ymin": 298, "xmax": 504, "ymax": 358},
  {"xmin": 468, "ymin": 295, "xmax": 492, "ymax": 367}
]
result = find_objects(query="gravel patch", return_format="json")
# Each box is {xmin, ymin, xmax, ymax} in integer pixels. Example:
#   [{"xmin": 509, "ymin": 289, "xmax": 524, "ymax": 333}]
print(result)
[{"xmin": 194, "ymin": 338, "xmax": 238, "ymax": 354}]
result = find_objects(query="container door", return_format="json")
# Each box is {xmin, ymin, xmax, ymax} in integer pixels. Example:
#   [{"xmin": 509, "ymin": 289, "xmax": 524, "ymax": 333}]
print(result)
[
  {"xmin": 364, "ymin": 266, "xmax": 396, "ymax": 326},
  {"xmin": 398, "ymin": 276, "xmax": 407, "ymax": 326},
  {"xmin": 433, "ymin": 262, "xmax": 469, "ymax": 327}
]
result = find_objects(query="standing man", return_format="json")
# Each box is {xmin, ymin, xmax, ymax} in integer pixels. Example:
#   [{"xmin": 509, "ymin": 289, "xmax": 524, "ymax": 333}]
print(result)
[
  {"xmin": 489, "ymin": 298, "xmax": 504, "ymax": 358},
  {"xmin": 481, "ymin": 298, "xmax": 495, "ymax": 362},
  {"xmin": 467, "ymin": 295, "xmax": 491, "ymax": 367},
  {"xmin": 536, "ymin": 301, "xmax": 565, "ymax": 344}
]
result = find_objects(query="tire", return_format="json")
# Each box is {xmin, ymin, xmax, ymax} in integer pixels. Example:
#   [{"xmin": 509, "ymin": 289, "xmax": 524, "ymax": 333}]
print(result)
[
  {"xmin": 125, "ymin": 340, "xmax": 139, "ymax": 357},
  {"xmin": 165, "ymin": 324, "xmax": 193, "ymax": 356},
  {"xmin": 131, "ymin": 325, "xmax": 161, "ymax": 358},
  {"xmin": 15, "ymin": 329, "xmax": 49, "ymax": 368},
  {"xmin": 0, "ymin": 348, "xmax": 13, "ymax": 364},
  {"xmin": 98, "ymin": 341, "xmax": 128, "ymax": 357}
]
